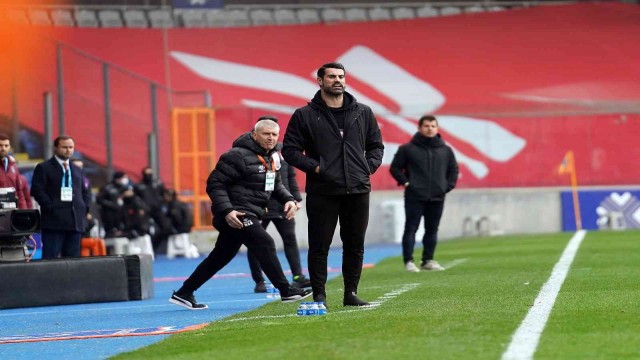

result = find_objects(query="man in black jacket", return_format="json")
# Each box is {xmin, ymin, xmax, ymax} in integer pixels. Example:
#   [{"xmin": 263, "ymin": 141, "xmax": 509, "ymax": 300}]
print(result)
[
  {"xmin": 282, "ymin": 62, "xmax": 384, "ymax": 307},
  {"xmin": 246, "ymin": 116, "xmax": 310, "ymax": 293},
  {"xmin": 390, "ymin": 115, "xmax": 459, "ymax": 273},
  {"xmin": 170, "ymin": 119, "xmax": 312, "ymax": 310}
]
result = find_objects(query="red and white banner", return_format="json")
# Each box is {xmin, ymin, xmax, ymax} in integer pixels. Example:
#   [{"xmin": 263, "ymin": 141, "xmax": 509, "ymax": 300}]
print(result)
[{"xmin": 5, "ymin": 3, "xmax": 640, "ymax": 189}]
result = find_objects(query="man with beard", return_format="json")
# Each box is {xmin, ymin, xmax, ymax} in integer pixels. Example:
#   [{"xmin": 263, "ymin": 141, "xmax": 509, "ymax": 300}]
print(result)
[
  {"xmin": 282, "ymin": 62, "xmax": 384, "ymax": 307},
  {"xmin": 31, "ymin": 135, "xmax": 91, "ymax": 258},
  {"xmin": 0, "ymin": 133, "xmax": 27, "ymax": 209},
  {"xmin": 169, "ymin": 119, "xmax": 312, "ymax": 310},
  {"xmin": 390, "ymin": 115, "xmax": 459, "ymax": 273}
]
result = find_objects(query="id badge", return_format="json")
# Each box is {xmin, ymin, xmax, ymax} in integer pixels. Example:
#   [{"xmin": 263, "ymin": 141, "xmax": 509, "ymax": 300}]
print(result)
[
  {"xmin": 265, "ymin": 171, "xmax": 276, "ymax": 191},
  {"xmin": 61, "ymin": 187, "xmax": 73, "ymax": 202}
]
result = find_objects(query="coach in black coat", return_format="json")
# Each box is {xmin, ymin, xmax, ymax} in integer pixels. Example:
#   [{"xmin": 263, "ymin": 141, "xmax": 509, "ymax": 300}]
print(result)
[
  {"xmin": 31, "ymin": 136, "xmax": 91, "ymax": 259},
  {"xmin": 282, "ymin": 63, "xmax": 384, "ymax": 307}
]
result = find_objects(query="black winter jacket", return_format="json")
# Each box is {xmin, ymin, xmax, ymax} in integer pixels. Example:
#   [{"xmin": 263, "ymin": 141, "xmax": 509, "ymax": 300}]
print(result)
[
  {"xmin": 206, "ymin": 133, "xmax": 294, "ymax": 220},
  {"xmin": 389, "ymin": 133, "xmax": 459, "ymax": 201},
  {"xmin": 282, "ymin": 91, "xmax": 384, "ymax": 195},
  {"xmin": 263, "ymin": 143, "xmax": 303, "ymax": 220}
]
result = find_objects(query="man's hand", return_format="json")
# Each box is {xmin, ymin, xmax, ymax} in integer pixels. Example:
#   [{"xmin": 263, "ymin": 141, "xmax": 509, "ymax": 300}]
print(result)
[
  {"xmin": 314, "ymin": 166, "xmax": 320, "ymax": 174},
  {"xmin": 283, "ymin": 201, "xmax": 298, "ymax": 220},
  {"xmin": 225, "ymin": 210, "xmax": 246, "ymax": 229}
]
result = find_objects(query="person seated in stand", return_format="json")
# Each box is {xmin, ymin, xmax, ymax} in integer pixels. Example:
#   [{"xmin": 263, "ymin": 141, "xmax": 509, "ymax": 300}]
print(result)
[
  {"xmin": 162, "ymin": 188, "xmax": 193, "ymax": 235},
  {"xmin": 120, "ymin": 186, "xmax": 151, "ymax": 240},
  {"xmin": 96, "ymin": 172, "xmax": 130, "ymax": 238}
]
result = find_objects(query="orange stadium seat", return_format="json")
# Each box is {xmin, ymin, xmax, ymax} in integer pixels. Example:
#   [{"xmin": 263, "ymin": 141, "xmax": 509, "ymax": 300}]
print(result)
[{"xmin": 81, "ymin": 237, "xmax": 107, "ymax": 257}]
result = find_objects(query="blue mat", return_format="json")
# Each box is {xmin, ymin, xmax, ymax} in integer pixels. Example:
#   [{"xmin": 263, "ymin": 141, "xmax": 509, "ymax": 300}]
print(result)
[{"xmin": 0, "ymin": 244, "xmax": 399, "ymax": 359}]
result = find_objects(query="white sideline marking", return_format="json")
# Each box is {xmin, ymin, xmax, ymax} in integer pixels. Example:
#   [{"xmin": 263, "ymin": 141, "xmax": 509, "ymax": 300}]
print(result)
[
  {"xmin": 225, "ymin": 283, "xmax": 420, "ymax": 322},
  {"xmin": 501, "ymin": 230, "xmax": 587, "ymax": 360},
  {"xmin": 444, "ymin": 258, "xmax": 468, "ymax": 269}
]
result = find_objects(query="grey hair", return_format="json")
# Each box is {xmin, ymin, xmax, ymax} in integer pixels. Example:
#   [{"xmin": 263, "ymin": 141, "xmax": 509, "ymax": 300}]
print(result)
[{"xmin": 254, "ymin": 119, "xmax": 280, "ymax": 133}]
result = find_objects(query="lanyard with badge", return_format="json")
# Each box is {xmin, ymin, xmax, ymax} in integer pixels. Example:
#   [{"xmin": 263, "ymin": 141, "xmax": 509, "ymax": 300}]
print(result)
[
  {"xmin": 256, "ymin": 154, "xmax": 276, "ymax": 191},
  {"xmin": 61, "ymin": 162, "xmax": 73, "ymax": 202}
]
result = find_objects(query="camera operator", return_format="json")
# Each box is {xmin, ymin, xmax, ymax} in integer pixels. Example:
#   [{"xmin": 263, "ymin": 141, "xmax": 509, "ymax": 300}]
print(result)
[{"xmin": 0, "ymin": 134, "xmax": 28, "ymax": 209}]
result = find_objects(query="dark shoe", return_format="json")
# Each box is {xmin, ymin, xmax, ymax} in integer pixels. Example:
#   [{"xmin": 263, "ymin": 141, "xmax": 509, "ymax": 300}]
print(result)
[
  {"xmin": 169, "ymin": 291, "xmax": 208, "ymax": 310},
  {"xmin": 343, "ymin": 292, "xmax": 369, "ymax": 307},
  {"xmin": 292, "ymin": 275, "xmax": 311, "ymax": 288},
  {"xmin": 281, "ymin": 287, "xmax": 313, "ymax": 303},
  {"xmin": 254, "ymin": 281, "xmax": 267, "ymax": 293},
  {"xmin": 314, "ymin": 293, "xmax": 328, "ymax": 309}
]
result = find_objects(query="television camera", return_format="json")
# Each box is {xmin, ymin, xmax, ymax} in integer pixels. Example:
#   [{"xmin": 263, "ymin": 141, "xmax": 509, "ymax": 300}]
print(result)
[{"xmin": 0, "ymin": 188, "xmax": 41, "ymax": 262}]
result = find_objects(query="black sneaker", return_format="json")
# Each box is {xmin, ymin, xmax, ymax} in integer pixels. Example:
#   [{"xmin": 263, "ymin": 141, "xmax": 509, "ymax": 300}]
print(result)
[
  {"xmin": 291, "ymin": 275, "xmax": 311, "ymax": 288},
  {"xmin": 169, "ymin": 291, "xmax": 208, "ymax": 310},
  {"xmin": 280, "ymin": 287, "xmax": 312, "ymax": 303},
  {"xmin": 343, "ymin": 292, "xmax": 369, "ymax": 307},
  {"xmin": 314, "ymin": 293, "xmax": 328, "ymax": 309},
  {"xmin": 254, "ymin": 281, "xmax": 267, "ymax": 293}
]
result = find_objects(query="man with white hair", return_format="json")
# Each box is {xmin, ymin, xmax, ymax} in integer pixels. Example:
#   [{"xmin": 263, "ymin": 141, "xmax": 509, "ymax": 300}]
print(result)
[{"xmin": 170, "ymin": 119, "xmax": 312, "ymax": 310}]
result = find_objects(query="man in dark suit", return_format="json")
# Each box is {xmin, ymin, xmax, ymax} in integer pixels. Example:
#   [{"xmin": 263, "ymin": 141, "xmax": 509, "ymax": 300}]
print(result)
[{"xmin": 31, "ymin": 135, "xmax": 91, "ymax": 259}]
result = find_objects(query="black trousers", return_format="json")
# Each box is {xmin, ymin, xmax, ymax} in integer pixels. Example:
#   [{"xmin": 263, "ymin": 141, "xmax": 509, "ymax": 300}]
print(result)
[
  {"xmin": 41, "ymin": 230, "xmax": 82, "ymax": 259},
  {"xmin": 401, "ymin": 199, "xmax": 444, "ymax": 264},
  {"xmin": 179, "ymin": 215, "xmax": 290, "ymax": 294},
  {"xmin": 247, "ymin": 218, "xmax": 303, "ymax": 284},
  {"xmin": 306, "ymin": 192, "xmax": 369, "ymax": 296}
]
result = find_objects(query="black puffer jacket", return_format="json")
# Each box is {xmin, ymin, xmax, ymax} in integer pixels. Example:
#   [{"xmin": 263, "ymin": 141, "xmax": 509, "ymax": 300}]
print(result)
[
  {"xmin": 206, "ymin": 133, "xmax": 294, "ymax": 220},
  {"xmin": 389, "ymin": 133, "xmax": 459, "ymax": 201},
  {"xmin": 282, "ymin": 90, "xmax": 384, "ymax": 195},
  {"xmin": 264, "ymin": 143, "xmax": 303, "ymax": 220}
]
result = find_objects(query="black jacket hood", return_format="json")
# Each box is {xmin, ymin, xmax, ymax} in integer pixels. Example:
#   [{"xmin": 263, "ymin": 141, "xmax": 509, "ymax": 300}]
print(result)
[
  {"xmin": 309, "ymin": 90, "xmax": 356, "ymax": 111},
  {"xmin": 232, "ymin": 132, "xmax": 276, "ymax": 157},
  {"xmin": 411, "ymin": 133, "xmax": 446, "ymax": 149}
]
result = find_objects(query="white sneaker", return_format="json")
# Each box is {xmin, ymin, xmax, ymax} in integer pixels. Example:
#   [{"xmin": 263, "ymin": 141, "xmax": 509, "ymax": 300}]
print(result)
[
  {"xmin": 405, "ymin": 261, "xmax": 420, "ymax": 273},
  {"xmin": 421, "ymin": 260, "xmax": 445, "ymax": 271}
]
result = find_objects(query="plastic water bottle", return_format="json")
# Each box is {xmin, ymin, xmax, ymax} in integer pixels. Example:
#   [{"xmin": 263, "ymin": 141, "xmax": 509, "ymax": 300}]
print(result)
[
  {"xmin": 265, "ymin": 283, "xmax": 280, "ymax": 299},
  {"xmin": 307, "ymin": 302, "xmax": 319, "ymax": 316},
  {"xmin": 317, "ymin": 302, "xmax": 327, "ymax": 316},
  {"xmin": 297, "ymin": 302, "xmax": 308, "ymax": 316}
]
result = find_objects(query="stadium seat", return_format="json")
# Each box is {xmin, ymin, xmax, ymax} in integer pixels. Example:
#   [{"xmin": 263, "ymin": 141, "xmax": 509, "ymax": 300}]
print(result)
[
  {"xmin": 81, "ymin": 237, "xmax": 107, "ymax": 257},
  {"xmin": 228, "ymin": 9, "xmax": 251, "ymax": 27},
  {"xmin": 464, "ymin": 5, "xmax": 486, "ymax": 14},
  {"xmin": 167, "ymin": 233, "xmax": 199, "ymax": 259},
  {"xmin": 75, "ymin": 9, "xmax": 99, "ymax": 28},
  {"xmin": 297, "ymin": 8, "xmax": 321, "ymax": 24},
  {"xmin": 250, "ymin": 9, "xmax": 275, "ymax": 26},
  {"xmin": 274, "ymin": 9, "xmax": 298, "ymax": 25},
  {"xmin": 7, "ymin": 9, "xmax": 29, "ymax": 25},
  {"xmin": 487, "ymin": 6, "xmax": 507, "ymax": 12},
  {"xmin": 51, "ymin": 9, "xmax": 75, "ymax": 27},
  {"xmin": 130, "ymin": 235, "xmax": 154, "ymax": 260},
  {"xmin": 344, "ymin": 8, "xmax": 368, "ymax": 22},
  {"xmin": 104, "ymin": 237, "xmax": 130, "ymax": 255},
  {"xmin": 321, "ymin": 8, "xmax": 344, "ymax": 23},
  {"xmin": 98, "ymin": 10, "xmax": 124, "ymax": 28},
  {"xmin": 28, "ymin": 9, "xmax": 52, "ymax": 26},
  {"xmin": 440, "ymin": 6, "xmax": 463, "ymax": 16},
  {"xmin": 368, "ymin": 7, "xmax": 392, "ymax": 21},
  {"xmin": 180, "ymin": 10, "xmax": 207, "ymax": 28},
  {"xmin": 416, "ymin": 6, "xmax": 438, "ymax": 18},
  {"xmin": 148, "ymin": 9, "xmax": 174, "ymax": 28},
  {"xmin": 123, "ymin": 9, "xmax": 148, "ymax": 28},
  {"xmin": 391, "ymin": 7, "xmax": 415, "ymax": 20},
  {"xmin": 205, "ymin": 9, "xmax": 230, "ymax": 27}
]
